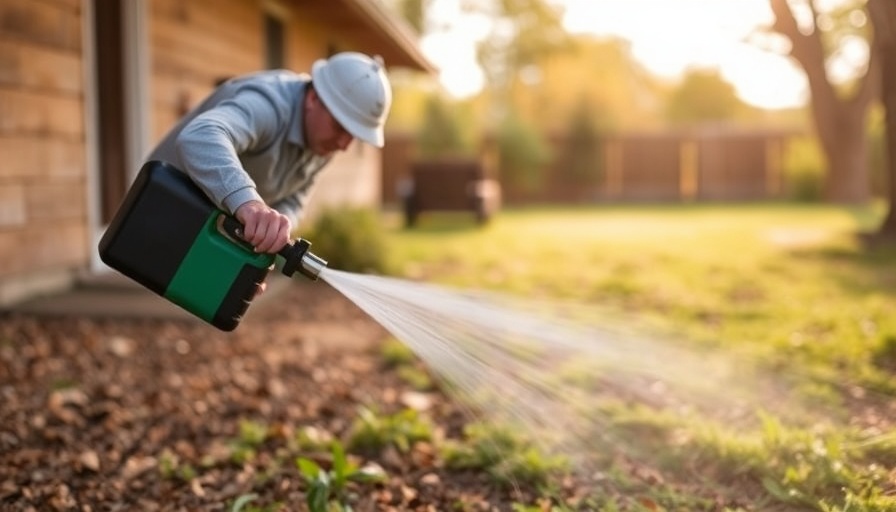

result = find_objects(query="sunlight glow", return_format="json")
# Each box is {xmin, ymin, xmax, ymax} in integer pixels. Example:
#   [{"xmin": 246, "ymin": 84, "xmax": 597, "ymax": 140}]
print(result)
[{"xmin": 420, "ymin": 0, "xmax": 813, "ymax": 110}]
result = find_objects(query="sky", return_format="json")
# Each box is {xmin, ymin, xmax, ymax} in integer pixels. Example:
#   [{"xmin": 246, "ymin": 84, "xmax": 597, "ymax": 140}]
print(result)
[{"xmin": 419, "ymin": 0, "xmax": 812, "ymax": 110}]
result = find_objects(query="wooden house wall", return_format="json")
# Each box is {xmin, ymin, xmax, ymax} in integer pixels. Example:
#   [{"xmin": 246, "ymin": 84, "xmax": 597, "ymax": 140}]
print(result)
[
  {"xmin": 0, "ymin": 0, "xmax": 88, "ymax": 301},
  {"xmin": 149, "ymin": 0, "xmax": 263, "ymax": 141}
]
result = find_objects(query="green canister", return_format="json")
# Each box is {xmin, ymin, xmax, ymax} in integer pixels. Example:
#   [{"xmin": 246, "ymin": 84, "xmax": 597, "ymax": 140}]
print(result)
[{"xmin": 99, "ymin": 160, "xmax": 326, "ymax": 331}]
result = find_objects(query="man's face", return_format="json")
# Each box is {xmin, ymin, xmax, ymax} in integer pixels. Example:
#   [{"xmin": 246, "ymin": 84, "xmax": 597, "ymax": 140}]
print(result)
[{"xmin": 305, "ymin": 89, "xmax": 354, "ymax": 157}]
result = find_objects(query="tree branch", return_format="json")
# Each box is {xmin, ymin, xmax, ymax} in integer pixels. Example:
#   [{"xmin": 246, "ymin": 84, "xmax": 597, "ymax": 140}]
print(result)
[{"xmin": 770, "ymin": 0, "xmax": 801, "ymax": 42}]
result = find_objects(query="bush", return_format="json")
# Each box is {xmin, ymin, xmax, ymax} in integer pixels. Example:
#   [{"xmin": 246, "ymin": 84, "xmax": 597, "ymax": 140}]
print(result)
[
  {"xmin": 782, "ymin": 136, "xmax": 825, "ymax": 202},
  {"xmin": 301, "ymin": 207, "xmax": 390, "ymax": 273},
  {"xmin": 497, "ymin": 113, "xmax": 552, "ymax": 192}
]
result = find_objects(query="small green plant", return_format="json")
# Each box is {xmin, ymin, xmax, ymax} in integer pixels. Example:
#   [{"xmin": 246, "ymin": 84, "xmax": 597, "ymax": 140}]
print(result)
[
  {"xmin": 296, "ymin": 441, "xmax": 386, "ymax": 512},
  {"xmin": 158, "ymin": 448, "xmax": 197, "ymax": 482},
  {"xmin": 229, "ymin": 419, "xmax": 269, "ymax": 465},
  {"xmin": 397, "ymin": 365, "xmax": 433, "ymax": 391},
  {"xmin": 380, "ymin": 338, "xmax": 416, "ymax": 367},
  {"xmin": 292, "ymin": 425, "xmax": 334, "ymax": 452},
  {"xmin": 347, "ymin": 406, "xmax": 433, "ymax": 454},
  {"xmin": 442, "ymin": 422, "xmax": 568, "ymax": 487},
  {"xmin": 229, "ymin": 493, "xmax": 281, "ymax": 512},
  {"xmin": 230, "ymin": 494, "xmax": 258, "ymax": 512}
]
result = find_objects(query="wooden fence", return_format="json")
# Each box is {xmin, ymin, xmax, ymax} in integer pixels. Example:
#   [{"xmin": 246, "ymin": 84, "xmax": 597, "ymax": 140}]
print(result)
[{"xmin": 382, "ymin": 129, "xmax": 793, "ymax": 206}]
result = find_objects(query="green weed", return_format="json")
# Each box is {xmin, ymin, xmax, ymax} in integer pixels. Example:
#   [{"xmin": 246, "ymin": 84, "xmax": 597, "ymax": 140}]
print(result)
[
  {"xmin": 347, "ymin": 406, "xmax": 433, "ymax": 454},
  {"xmin": 380, "ymin": 337, "xmax": 416, "ymax": 367},
  {"xmin": 296, "ymin": 441, "xmax": 386, "ymax": 512},
  {"xmin": 228, "ymin": 419, "xmax": 269, "ymax": 465},
  {"xmin": 158, "ymin": 448, "xmax": 197, "ymax": 482},
  {"xmin": 229, "ymin": 493, "xmax": 281, "ymax": 512},
  {"xmin": 442, "ymin": 422, "xmax": 568, "ymax": 487}
]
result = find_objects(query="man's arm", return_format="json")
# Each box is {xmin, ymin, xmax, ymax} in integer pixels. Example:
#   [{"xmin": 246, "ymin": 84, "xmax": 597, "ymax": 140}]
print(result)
[{"xmin": 175, "ymin": 88, "xmax": 292, "ymax": 253}]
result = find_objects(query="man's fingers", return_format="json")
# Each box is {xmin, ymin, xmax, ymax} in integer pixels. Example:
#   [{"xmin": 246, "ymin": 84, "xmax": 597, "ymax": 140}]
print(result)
[
  {"xmin": 249, "ymin": 217, "xmax": 271, "ymax": 248},
  {"xmin": 233, "ymin": 202, "xmax": 290, "ymax": 254},
  {"xmin": 250, "ymin": 214, "xmax": 290, "ymax": 253}
]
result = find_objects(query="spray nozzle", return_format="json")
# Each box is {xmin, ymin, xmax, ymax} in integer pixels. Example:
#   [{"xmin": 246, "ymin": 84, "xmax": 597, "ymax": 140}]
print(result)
[
  {"xmin": 219, "ymin": 215, "xmax": 328, "ymax": 281},
  {"xmin": 277, "ymin": 238, "xmax": 327, "ymax": 280}
]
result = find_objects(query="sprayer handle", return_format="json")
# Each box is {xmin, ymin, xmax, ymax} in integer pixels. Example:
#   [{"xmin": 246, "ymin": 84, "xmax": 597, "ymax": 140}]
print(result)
[
  {"xmin": 220, "ymin": 214, "xmax": 293, "ymax": 257},
  {"xmin": 219, "ymin": 215, "xmax": 256, "ymax": 251},
  {"xmin": 219, "ymin": 214, "xmax": 324, "ymax": 280}
]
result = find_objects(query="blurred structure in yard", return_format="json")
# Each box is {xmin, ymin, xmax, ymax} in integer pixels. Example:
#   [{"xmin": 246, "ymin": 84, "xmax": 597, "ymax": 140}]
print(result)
[{"xmin": 399, "ymin": 158, "xmax": 501, "ymax": 227}]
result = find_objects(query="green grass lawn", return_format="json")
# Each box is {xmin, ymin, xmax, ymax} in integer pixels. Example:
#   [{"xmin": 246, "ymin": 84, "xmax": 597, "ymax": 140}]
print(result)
[{"xmin": 376, "ymin": 203, "xmax": 896, "ymax": 511}]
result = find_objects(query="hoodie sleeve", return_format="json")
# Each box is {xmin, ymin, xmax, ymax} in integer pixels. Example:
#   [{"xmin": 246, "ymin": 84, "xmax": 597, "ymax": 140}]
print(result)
[{"xmin": 174, "ymin": 88, "xmax": 285, "ymax": 214}]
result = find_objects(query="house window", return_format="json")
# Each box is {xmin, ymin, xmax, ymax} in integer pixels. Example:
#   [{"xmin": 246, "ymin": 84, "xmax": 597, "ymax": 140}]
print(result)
[{"xmin": 265, "ymin": 13, "xmax": 285, "ymax": 69}]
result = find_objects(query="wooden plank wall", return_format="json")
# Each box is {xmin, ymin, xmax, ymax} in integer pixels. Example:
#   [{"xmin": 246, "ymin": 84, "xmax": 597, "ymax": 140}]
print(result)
[
  {"xmin": 0, "ymin": 0, "xmax": 88, "ymax": 283},
  {"xmin": 147, "ymin": 0, "xmax": 355, "ymax": 144},
  {"xmin": 148, "ymin": 0, "xmax": 263, "ymax": 142}
]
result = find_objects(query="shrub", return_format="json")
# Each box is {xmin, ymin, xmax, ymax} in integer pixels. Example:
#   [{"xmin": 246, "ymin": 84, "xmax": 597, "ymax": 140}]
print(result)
[
  {"xmin": 301, "ymin": 207, "xmax": 390, "ymax": 273},
  {"xmin": 782, "ymin": 136, "xmax": 825, "ymax": 202},
  {"xmin": 497, "ymin": 113, "xmax": 552, "ymax": 192}
]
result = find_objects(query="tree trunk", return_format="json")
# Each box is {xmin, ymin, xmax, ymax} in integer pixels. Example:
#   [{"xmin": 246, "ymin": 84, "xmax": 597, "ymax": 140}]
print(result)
[
  {"xmin": 813, "ymin": 104, "xmax": 871, "ymax": 203},
  {"xmin": 770, "ymin": 0, "xmax": 877, "ymax": 204},
  {"xmin": 869, "ymin": 0, "xmax": 896, "ymax": 236}
]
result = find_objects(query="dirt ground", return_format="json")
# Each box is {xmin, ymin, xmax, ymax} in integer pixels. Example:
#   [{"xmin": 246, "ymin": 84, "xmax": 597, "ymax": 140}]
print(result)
[{"xmin": 0, "ymin": 281, "xmax": 582, "ymax": 512}]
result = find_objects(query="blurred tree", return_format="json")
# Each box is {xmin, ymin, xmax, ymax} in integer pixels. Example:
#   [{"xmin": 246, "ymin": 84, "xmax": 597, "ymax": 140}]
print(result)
[
  {"xmin": 769, "ymin": 0, "xmax": 878, "ymax": 203},
  {"xmin": 417, "ymin": 94, "xmax": 473, "ymax": 157},
  {"xmin": 564, "ymin": 94, "xmax": 603, "ymax": 187},
  {"xmin": 867, "ymin": 0, "xmax": 896, "ymax": 237},
  {"xmin": 496, "ymin": 112, "xmax": 552, "ymax": 191},
  {"xmin": 466, "ymin": 0, "xmax": 574, "ymax": 119},
  {"xmin": 384, "ymin": 71, "xmax": 436, "ymax": 132},
  {"xmin": 517, "ymin": 36, "xmax": 660, "ymax": 132},
  {"xmin": 665, "ymin": 68, "xmax": 746, "ymax": 125}
]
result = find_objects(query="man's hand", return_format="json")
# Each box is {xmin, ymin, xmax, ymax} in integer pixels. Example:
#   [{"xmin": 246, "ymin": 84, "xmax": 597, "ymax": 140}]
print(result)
[{"xmin": 234, "ymin": 200, "xmax": 291, "ymax": 253}]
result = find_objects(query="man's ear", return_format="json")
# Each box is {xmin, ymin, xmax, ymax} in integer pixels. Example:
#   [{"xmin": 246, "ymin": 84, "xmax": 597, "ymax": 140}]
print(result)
[{"xmin": 307, "ymin": 87, "xmax": 322, "ymax": 105}]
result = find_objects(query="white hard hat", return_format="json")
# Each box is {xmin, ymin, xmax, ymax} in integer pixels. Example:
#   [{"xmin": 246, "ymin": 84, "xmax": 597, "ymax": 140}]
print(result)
[{"xmin": 311, "ymin": 52, "xmax": 392, "ymax": 148}]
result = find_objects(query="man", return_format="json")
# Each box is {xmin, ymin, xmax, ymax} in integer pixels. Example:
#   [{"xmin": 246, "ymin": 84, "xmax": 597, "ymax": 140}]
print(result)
[{"xmin": 147, "ymin": 51, "xmax": 392, "ymax": 255}]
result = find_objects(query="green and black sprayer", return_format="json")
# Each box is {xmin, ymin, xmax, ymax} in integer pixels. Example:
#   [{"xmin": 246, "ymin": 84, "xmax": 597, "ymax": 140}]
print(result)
[{"xmin": 98, "ymin": 160, "xmax": 327, "ymax": 331}]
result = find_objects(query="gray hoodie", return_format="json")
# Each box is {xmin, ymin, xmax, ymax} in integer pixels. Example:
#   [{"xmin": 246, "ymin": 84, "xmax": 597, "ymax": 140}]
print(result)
[{"xmin": 147, "ymin": 70, "xmax": 330, "ymax": 225}]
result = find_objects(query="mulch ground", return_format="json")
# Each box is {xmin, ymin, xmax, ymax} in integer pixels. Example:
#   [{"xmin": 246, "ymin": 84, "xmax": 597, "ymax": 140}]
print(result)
[{"xmin": 0, "ymin": 281, "xmax": 580, "ymax": 511}]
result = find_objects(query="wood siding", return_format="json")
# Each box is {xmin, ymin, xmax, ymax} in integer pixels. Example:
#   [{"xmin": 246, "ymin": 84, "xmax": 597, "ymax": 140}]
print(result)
[{"xmin": 0, "ymin": 0, "xmax": 88, "ymax": 286}]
